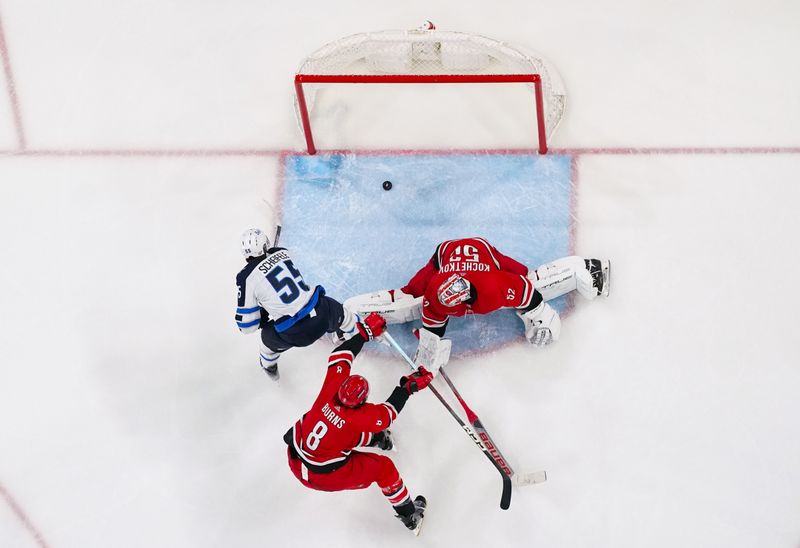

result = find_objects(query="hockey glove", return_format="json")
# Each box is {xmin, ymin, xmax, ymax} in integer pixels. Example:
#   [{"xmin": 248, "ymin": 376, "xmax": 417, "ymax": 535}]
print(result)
[
  {"xmin": 517, "ymin": 302, "xmax": 561, "ymax": 347},
  {"xmin": 367, "ymin": 429, "xmax": 394, "ymax": 451},
  {"xmin": 400, "ymin": 366, "xmax": 434, "ymax": 394},
  {"xmin": 356, "ymin": 312, "xmax": 386, "ymax": 341}
]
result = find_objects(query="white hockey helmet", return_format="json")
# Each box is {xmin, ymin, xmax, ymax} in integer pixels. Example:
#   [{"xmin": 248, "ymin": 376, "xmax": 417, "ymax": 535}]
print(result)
[{"xmin": 240, "ymin": 228, "xmax": 270, "ymax": 259}]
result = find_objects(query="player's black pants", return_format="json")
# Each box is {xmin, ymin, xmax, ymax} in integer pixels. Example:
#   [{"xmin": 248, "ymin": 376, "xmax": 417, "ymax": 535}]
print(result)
[{"xmin": 260, "ymin": 295, "xmax": 345, "ymax": 353}]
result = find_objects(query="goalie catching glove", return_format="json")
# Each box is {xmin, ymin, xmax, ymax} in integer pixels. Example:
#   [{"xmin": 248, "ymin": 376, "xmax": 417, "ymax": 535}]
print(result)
[{"xmin": 517, "ymin": 301, "xmax": 561, "ymax": 347}]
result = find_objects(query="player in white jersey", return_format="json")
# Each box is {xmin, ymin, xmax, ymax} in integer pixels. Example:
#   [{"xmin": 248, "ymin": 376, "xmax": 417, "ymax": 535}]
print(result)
[{"xmin": 235, "ymin": 228, "xmax": 359, "ymax": 380}]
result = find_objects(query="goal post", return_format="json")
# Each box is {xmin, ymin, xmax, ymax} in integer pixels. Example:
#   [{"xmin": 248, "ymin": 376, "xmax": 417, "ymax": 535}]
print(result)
[{"xmin": 294, "ymin": 26, "xmax": 566, "ymax": 155}]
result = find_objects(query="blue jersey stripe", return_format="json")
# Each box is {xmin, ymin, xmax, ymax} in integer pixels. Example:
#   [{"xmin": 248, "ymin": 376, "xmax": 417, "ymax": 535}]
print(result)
[
  {"xmin": 237, "ymin": 319, "xmax": 261, "ymax": 329},
  {"xmin": 237, "ymin": 306, "xmax": 261, "ymax": 314},
  {"xmin": 274, "ymin": 286, "xmax": 322, "ymax": 333}
]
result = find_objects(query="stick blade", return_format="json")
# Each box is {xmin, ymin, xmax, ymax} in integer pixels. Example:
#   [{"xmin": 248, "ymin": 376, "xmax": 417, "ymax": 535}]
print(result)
[{"xmin": 500, "ymin": 475, "xmax": 512, "ymax": 510}]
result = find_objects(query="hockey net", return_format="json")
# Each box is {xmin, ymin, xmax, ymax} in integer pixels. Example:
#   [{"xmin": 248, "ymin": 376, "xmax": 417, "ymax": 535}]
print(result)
[{"xmin": 294, "ymin": 27, "xmax": 566, "ymax": 154}]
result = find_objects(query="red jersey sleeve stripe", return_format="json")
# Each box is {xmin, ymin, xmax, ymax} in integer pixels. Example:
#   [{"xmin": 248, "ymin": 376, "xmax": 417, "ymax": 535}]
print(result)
[
  {"xmin": 328, "ymin": 350, "xmax": 354, "ymax": 366},
  {"xmin": 381, "ymin": 402, "xmax": 398, "ymax": 422},
  {"xmin": 520, "ymin": 275, "xmax": 533, "ymax": 308},
  {"xmin": 422, "ymin": 311, "xmax": 448, "ymax": 328}
]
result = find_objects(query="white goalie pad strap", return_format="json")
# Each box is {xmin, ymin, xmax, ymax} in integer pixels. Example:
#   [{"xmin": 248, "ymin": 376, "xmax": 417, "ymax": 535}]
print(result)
[
  {"xmin": 344, "ymin": 289, "xmax": 422, "ymax": 324},
  {"xmin": 412, "ymin": 328, "xmax": 452, "ymax": 376},
  {"xmin": 529, "ymin": 256, "xmax": 594, "ymax": 301},
  {"xmin": 517, "ymin": 302, "xmax": 561, "ymax": 347}
]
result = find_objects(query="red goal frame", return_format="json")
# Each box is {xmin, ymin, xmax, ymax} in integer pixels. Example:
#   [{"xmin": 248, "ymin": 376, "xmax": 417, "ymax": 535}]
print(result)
[{"xmin": 294, "ymin": 73, "xmax": 548, "ymax": 155}]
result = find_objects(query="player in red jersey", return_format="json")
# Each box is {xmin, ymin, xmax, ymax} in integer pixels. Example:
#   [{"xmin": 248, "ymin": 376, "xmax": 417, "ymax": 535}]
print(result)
[
  {"xmin": 283, "ymin": 312, "xmax": 433, "ymax": 533},
  {"xmin": 345, "ymin": 237, "xmax": 610, "ymax": 348},
  {"xmin": 402, "ymin": 237, "xmax": 540, "ymax": 336}
]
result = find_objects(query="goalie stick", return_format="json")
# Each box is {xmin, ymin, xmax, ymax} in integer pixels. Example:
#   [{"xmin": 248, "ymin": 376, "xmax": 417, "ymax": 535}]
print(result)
[{"xmin": 383, "ymin": 331, "xmax": 543, "ymax": 510}]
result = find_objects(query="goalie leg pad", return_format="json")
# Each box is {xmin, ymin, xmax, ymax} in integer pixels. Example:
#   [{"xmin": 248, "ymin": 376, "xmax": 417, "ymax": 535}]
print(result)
[
  {"xmin": 344, "ymin": 289, "xmax": 422, "ymax": 324},
  {"xmin": 531, "ymin": 256, "xmax": 597, "ymax": 301}
]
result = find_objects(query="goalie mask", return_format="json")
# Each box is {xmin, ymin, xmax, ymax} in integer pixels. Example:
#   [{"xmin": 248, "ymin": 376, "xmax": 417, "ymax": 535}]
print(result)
[
  {"xmin": 337, "ymin": 375, "xmax": 369, "ymax": 408},
  {"xmin": 240, "ymin": 228, "xmax": 270, "ymax": 259},
  {"xmin": 437, "ymin": 273, "xmax": 471, "ymax": 307}
]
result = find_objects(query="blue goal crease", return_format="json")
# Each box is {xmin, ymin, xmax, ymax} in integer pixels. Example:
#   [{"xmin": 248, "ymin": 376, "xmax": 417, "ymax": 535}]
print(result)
[{"xmin": 280, "ymin": 152, "xmax": 574, "ymax": 355}]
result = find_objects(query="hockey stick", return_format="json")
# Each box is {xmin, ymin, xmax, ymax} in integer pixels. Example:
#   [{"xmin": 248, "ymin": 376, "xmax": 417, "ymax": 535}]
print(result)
[
  {"xmin": 383, "ymin": 331, "xmax": 515, "ymax": 510},
  {"xmin": 261, "ymin": 198, "xmax": 282, "ymax": 247},
  {"xmin": 438, "ymin": 367, "xmax": 547, "ymax": 488}
]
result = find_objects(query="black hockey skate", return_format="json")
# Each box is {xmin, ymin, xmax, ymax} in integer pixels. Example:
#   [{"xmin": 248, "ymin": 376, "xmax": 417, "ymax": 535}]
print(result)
[
  {"xmin": 586, "ymin": 258, "xmax": 611, "ymax": 298},
  {"xmin": 396, "ymin": 495, "xmax": 427, "ymax": 536},
  {"xmin": 263, "ymin": 363, "xmax": 280, "ymax": 381},
  {"xmin": 368, "ymin": 430, "xmax": 394, "ymax": 451}
]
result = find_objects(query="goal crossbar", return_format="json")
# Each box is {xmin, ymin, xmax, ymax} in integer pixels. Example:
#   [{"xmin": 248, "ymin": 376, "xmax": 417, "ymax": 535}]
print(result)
[{"xmin": 294, "ymin": 73, "xmax": 548, "ymax": 155}]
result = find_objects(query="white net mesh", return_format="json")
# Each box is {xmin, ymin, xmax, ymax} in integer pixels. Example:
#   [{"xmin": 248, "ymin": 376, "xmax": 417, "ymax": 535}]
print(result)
[{"xmin": 296, "ymin": 29, "xmax": 566, "ymax": 140}]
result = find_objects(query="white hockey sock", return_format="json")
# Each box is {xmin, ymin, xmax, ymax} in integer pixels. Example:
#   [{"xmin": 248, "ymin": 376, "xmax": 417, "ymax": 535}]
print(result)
[
  {"xmin": 338, "ymin": 308, "xmax": 360, "ymax": 337},
  {"xmin": 259, "ymin": 345, "xmax": 280, "ymax": 368}
]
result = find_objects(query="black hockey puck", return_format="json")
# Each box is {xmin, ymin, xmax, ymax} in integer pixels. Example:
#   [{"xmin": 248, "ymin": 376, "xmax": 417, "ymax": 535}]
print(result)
[{"xmin": 382, "ymin": 180, "xmax": 393, "ymax": 191}]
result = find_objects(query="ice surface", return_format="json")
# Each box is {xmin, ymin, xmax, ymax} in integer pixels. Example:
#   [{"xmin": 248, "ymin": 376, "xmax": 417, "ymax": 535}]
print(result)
[
  {"xmin": 283, "ymin": 152, "xmax": 573, "ymax": 353},
  {"xmin": 1, "ymin": 2, "xmax": 800, "ymax": 548}
]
